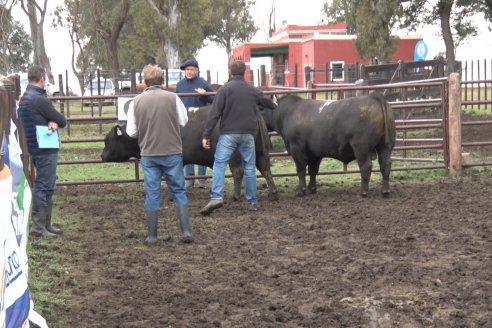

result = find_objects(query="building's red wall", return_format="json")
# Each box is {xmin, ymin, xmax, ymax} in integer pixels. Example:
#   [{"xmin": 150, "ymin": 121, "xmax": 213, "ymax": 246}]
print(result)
[{"xmin": 233, "ymin": 33, "xmax": 421, "ymax": 87}]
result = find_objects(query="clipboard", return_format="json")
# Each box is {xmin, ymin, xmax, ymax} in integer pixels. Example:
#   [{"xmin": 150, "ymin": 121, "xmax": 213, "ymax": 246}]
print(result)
[{"xmin": 36, "ymin": 125, "xmax": 60, "ymax": 149}]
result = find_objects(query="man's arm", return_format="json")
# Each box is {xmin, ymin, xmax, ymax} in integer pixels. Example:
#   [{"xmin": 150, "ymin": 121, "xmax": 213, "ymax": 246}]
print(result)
[
  {"xmin": 126, "ymin": 101, "xmax": 138, "ymax": 138},
  {"xmin": 176, "ymin": 97, "xmax": 188, "ymax": 127},
  {"xmin": 35, "ymin": 97, "xmax": 67, "ymax": 127}
]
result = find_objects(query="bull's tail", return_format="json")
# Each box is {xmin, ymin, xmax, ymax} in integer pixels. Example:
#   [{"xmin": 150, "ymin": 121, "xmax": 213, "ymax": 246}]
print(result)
[
  {"xmin": 256, "ymin": 108, "xmax": 273, "ymax": 153},
  {"xmin": 371, "ymin": 91, "xmax": 396, "ymax": 147}
]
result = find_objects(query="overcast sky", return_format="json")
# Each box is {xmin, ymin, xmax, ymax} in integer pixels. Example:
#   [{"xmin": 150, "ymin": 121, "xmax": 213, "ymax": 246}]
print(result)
[{"xmin": 13, "ymin": 0, "xmax": 492, "ymax": 90}]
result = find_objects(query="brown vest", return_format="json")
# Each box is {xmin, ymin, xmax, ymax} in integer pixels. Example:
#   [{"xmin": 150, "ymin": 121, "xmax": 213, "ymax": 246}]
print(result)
[{"xmin": 133, "ymin": 87, "xmax": 182, "ymax": 156}]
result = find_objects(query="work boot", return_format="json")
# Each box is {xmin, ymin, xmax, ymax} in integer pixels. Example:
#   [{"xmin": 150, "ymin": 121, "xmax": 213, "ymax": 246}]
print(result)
[
  {"xmin": 145, "ymin": 210, "xmax": 158, "ymax": 244},
  {"xmin": 199, "ymin": 199, "xmax": 224, "ymax": 216},
  {"xmin": 45, "ymin": 204, "xmax": 63, "ymax": 235},
  {"xmin": 176, "ymin": 205, "xmax": 193, "ymax": 243},
  {"xmin": 30, "ymin": 205, "xmax": 57, "ymax": 238},
  {"xmin": 248, "ymin": 202, "xmax": 259, "ymax": 211}
]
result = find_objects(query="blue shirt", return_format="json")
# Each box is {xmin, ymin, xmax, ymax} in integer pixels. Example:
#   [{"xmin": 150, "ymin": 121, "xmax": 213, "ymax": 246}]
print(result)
[{"xmin": 175, "ymin": 76, "xmax": 214, "ymax": 108}]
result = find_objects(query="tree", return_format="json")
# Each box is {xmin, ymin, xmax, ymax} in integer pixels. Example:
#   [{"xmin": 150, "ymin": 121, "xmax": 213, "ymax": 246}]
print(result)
[
  {"xmin": 130, "ymin": 0, "xmax": 211, "ymax": 69},
  {"xmin": 323, "ymin": 0, "xmax": 402, "ymax": 62},
  {"xmin": 53, "ymin": 0, "xmax": 91, "ymax": 95},
  {"xmin": 85, "ymin": 0, "xmax": 130, "ymax": 91},
  {"xmin": 400, "ymin": 0, "xmax": 479, "ymax": 71},
  {"xmin": 205, "ymin": 0, "xmax": 257, "ymax": 65},
  {"xmin": 18, "ymin": 0, "xmax": 54, "ymax": 82},
  {"xmin": 0, "ymin": 4, "xmax": 32, "ymax": 73}
]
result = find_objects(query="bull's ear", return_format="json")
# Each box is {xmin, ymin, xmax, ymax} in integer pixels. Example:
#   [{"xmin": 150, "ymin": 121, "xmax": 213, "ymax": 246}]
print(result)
[{"xmin": 115, "ymin": 125, "xmax": 123, "ymax": 136}]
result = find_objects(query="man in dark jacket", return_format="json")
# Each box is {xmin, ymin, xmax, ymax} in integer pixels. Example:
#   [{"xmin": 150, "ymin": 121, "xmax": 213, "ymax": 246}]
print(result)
[
  {"xmin": 199, "ymin": 60, "xmax": 274, "ymax": 215},
  {"xmin": 18, "ymin": 65, "xmax": 67, "ymax": 237},
  {"xmin": 176, "ymin": 58, "xmax": 215, "ymax": 189}
]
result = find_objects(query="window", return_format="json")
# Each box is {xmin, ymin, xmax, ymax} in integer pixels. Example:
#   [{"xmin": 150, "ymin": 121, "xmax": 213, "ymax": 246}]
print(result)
[{"xmin": 331, "ymin": 61, "xmax": 344, "ymax": 81}]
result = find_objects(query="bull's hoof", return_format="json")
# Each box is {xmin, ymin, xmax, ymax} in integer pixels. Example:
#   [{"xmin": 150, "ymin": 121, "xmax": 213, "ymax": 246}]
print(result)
[
  {"xmin": 296, "ymin": 190, "xmax": 306, "ymax": 197},
  {"xmin": 360, "ymin": 191, "xmax": 368, "ymax": 198},
  {"xmin": 381, "ymin": 190, "xmax": 390, "ymax": 198},
  {"xmin": 268, "ymin": 191, "xmax": 279, "ymax": 201},
  {"xmin": 307, "ymin": 188, "xmax": 317, "ymax": 194}
]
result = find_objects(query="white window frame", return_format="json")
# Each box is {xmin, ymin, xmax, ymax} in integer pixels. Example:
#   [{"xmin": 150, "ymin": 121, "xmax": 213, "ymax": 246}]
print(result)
[{"xmin": 331, "ymin": 61, "xmax": 344, "ymax": 82}]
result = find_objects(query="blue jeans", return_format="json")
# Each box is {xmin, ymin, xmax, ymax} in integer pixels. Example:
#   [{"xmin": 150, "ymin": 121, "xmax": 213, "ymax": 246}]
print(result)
[
  {"xmin": 140, "ymin": 154, "xmax": 188, "ymax": 211},
  {"xmin": 184, "ymin": 164, "xmax": 207, "ymax": 184},
  {"xmin": 31, "ymin": 152, "xmax": 59, "ymax": 207},
  {"xmin": 211, "ymin": 134, "xmax": 257, "ymax": 204}
]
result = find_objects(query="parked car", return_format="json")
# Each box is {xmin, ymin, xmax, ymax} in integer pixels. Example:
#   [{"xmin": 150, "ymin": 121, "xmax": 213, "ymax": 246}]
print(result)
[
  {"xmin": 17, "ymin": 73, "xmax": 73, "ymax": 98},
  {"xmin": 45, "ymin": 81, "xmax": 74, "ymax": 97},
  {"xmin": 165, "ymin": 69, "xmax": 183, "ymax": 86},
  {"xmin": 83, "ymin": 79, "xmax": 117, "ymax": 106}
]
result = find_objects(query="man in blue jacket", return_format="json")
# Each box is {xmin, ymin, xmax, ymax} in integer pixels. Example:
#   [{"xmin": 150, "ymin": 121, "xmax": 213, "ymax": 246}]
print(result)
[
  {"xmin": 18, "ymin": 65, "xmax": 67, "ymax": 237},
  {"xmin": 175, "ymin": 58, "xmax": 214, "ymax": 189}
]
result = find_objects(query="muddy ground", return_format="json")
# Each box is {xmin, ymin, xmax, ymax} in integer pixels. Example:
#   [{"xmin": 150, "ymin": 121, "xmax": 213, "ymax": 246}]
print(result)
[
  {"xmin": 34, "ymin": 169, "xmax": 491, "ymax": 328},
  {"xmin": 29, "ymin": 113, "xmax": 492, "ymax": 327}
]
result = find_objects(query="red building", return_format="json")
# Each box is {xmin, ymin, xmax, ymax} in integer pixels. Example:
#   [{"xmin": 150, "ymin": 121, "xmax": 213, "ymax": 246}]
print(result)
[{"xmin": 231, "ymin": 22, "xmax": 422, "ymax": 87}]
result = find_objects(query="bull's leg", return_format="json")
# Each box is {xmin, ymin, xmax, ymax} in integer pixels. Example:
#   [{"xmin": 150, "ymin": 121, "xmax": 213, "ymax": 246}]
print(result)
[
  {"xmin": 294, "ymin": 161, "xmax": 308, "ymax": 197},
  {"xmin": 377, "ymin": 146, "xmax": 393, "ymax": 197},
  {"xmin": 355, "ymin": 153, "xmax": 372, "ymax": 197},
  {"xmin": 256, "ymin": 154, "xmax": 279, "ymax": 201},
  {"xmin": 307, "ymin": 159, "xmax": 322, "ymax": 194},
  {"xmin": 229, "ymin": 153, "xmax": 243, "ymax": 201}
]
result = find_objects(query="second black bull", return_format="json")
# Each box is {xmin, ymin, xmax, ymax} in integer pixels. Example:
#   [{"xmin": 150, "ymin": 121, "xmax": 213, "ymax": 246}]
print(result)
[
  {"xmin": 260, "ymin": 91, "xmax": 396, "ymax": 197},
  {"xmin": 101, "ymin": 105, "xmax": 279, "ymax": 201}
]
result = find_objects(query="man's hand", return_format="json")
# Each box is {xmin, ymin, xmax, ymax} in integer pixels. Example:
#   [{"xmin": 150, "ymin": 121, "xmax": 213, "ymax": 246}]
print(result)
[
  {"xmin": 195, "ymin": 88, "xmax": 206, "ymax": 94},
  {"xmin": 48, "ymin": 121, "xmax": 58, "ymax": 134},
  {"xmin": 202, "ymin": 138, "xmax": 211, "ymax": 150}
]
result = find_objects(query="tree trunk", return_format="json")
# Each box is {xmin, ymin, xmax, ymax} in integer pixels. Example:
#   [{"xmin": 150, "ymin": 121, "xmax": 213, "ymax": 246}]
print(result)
[
  {"xmin": 22, "ymin": 0, "xmax": 54, "ymax": 83},
  {"xmin": 438, "ymin": 0, "xmax": 456, "ymax": 72}
]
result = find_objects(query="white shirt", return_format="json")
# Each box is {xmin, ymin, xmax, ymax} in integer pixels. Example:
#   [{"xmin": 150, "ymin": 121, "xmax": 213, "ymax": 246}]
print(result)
[{"xmin": 126, "ymin": 96, "xmax": 188, "ymax": 138}]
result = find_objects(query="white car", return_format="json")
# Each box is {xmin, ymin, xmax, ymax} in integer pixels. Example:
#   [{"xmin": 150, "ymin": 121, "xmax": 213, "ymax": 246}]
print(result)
[
  {"xmin": 166, "ymin": 69, "xmax": 183, "ymax": 86},
  {"xmin": 45, "ymin": 81, "xmax": 74, "ymax": 97},
  {"xmin": 83, "ymin": 79, "xmax": 118, "ymax": 106}
]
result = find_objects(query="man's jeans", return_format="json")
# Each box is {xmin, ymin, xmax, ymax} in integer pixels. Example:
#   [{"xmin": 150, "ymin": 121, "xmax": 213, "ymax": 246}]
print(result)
[
  {"xmin": 184, "ymin": 164, "xmax": 207, "ymax": 184},
  {"xmin": 140, "ymin": 154, "xmax": 188, "ymax": 211},
  {"xmin": 211, "ymin": 134, "xmax": 257, "ymax": 204},
  {"xmin": 31, "ymin": 152, "xmax": 59, "ymax": 207}
]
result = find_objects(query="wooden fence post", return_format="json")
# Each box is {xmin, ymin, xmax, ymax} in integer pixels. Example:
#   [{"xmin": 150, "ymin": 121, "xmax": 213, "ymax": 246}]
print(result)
[{"xmin": 448, "ymin": 72, "xmax": 462, "ymax": 176}]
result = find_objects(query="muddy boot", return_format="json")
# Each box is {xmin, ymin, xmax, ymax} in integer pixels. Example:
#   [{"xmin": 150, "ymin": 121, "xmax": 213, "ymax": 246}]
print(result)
[
  {"xmin": 30, "ymin": 205, "xmax": 57, "ymax": 238},
  {"xmin": 145, "ymin": 211, "xmax": 158, "ymax": 244},
  {"xmin": 176, "ymin": 205, "xmax": 193, "ymax": 243},
  {"xmin": 45, "ymin": 204, "xmax": 63, "ymax": 235}
]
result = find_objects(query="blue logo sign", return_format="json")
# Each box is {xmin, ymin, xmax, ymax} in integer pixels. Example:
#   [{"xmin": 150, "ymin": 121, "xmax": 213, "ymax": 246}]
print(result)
[{"xmin": 414, "ymin": 40, "xmax": 428, "ymax": 61}]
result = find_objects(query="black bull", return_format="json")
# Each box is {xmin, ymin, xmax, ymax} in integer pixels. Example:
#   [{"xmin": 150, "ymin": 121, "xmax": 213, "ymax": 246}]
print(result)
[
  {"xmin": 101, "ymin": 105, "xmax": 279, "ymax": 201},
  {"xmin": 260, "ymin": 91, "xmax": 396, "ymax": 197}
]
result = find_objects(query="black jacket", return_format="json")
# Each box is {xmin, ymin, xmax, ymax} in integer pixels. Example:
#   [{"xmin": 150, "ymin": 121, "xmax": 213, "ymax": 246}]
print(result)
[
  {"xmin": 18, "ymin": 84, "xmax": 67, "ymax": 155},
  {"xmin": 203, "ymin": 75, "xmax": 269, "ymax": 138}
]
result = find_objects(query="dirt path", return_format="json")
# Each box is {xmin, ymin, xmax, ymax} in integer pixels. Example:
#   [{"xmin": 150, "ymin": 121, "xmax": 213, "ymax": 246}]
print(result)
[{"xmin": 36, "ymin": 171, "xmax": 492, "ymax": 327}]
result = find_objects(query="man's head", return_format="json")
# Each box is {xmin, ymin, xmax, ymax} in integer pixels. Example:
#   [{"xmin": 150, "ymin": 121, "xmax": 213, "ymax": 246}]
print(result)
[
  {"xmin": 180, "ymin": 58, "xmax": 199, "ymax": 80},
  {"xmin": 229, "ymin": 61, "xmax": 246, "ymax": 76},
  {"xmin": 27, "ymin": 65, "xmax": 46, "ymax": 87},
  {"xmin": 143, "ymin": 64, "xmax": 164, "ymax": 86}
]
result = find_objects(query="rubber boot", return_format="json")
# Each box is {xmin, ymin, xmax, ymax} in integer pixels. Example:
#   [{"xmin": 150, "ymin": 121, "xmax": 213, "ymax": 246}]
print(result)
[
  {"xmin": 145, "ymin": 211, "xmax": 158, "ymax": 244},
  {"xmin": 45, "ymin": 204, "xmax": 63, "ymax": 235},
  {"xmin": 30, "ymin": 205, "xmax": 57, "ymax": 238},
  {"xmin": 176, "ymin": 205, "xmax": 193, "ymax": 243}
]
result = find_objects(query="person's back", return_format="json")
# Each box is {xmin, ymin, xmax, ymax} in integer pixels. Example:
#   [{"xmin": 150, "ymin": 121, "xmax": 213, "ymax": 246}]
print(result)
[
  {"xmin": 200, "ymin": 60, "xmax": 274, "ymax": 216},
  {"xmin": 126, "ymin": 64, "xmax": 193, "ymax": 244},
  {"xmin": 133, "ymin": 87, "xmax": 181, "ymax": 157}
]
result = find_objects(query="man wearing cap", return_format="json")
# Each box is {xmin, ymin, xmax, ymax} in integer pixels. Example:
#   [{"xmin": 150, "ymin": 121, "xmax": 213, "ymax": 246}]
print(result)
[{"xmin": 176, "ymin": 58, "xmax": 215, "ymax": 189}]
